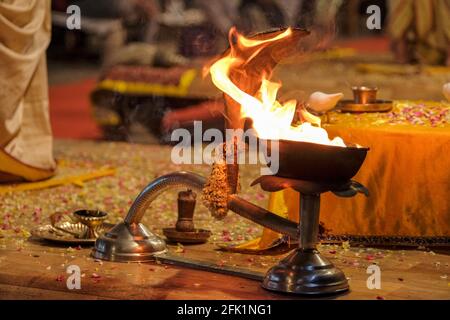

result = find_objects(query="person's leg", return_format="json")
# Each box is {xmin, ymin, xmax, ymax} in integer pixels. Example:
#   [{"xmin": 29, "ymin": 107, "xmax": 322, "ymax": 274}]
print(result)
[
  {"xmin": 295, "ymin": 0, "xmax": 317, "ymax": 29},
  {"xmin": 0, "ymin": 0, "xmax": 56, "ymax": 182},
  {"xmin": 388, "ymin": 0, "xmax": 414, "ymax": 64},
  {"xmin": 196, "ymin": 0, "xmax": 237, "ymax": 35}
]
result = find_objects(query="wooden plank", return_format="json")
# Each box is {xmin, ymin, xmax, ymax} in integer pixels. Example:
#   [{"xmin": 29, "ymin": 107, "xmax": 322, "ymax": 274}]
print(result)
[
  {"xmin": 0, "ymin": 243, "xmax": 282, "ymax": 300},
  {"xmin": 0, "ymin": 240, "xmax": 448, "ymax": 300},
  {"xmin": 0, "ymin": 284, "xmax": 107, "ymax": 300}
]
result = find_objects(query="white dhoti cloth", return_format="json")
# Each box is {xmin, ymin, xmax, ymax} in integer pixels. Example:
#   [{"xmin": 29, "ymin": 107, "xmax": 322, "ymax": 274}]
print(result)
[{"xmin": 0, "ymin": 0, "xmax": 56, "ymax": 182}]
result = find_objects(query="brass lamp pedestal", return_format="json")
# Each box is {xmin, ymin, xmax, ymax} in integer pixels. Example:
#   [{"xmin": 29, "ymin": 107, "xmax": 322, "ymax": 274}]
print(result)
[
  {"xmin": 253, "ymin": 175, "xmax": 368, "ymax": 295},
  {"xmin": 262, "ymin": 194, "xmax": 348, "ymax": 295}
]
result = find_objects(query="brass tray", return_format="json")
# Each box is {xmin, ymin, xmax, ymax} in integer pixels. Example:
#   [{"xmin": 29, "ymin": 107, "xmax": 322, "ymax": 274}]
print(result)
[
  {"xmin": 338, "ymin": 99, "xmax": 393, "ymax": 113},
  {"xmin": 31, "ymin": 221, "xmax": 114, "ymax": 245},
  {"xmin": 163, "ymin": 227, "xmax": 211, "ymax": 244}
]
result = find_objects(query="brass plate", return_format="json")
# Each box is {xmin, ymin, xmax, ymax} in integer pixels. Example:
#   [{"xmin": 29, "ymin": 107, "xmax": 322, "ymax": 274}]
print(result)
[
  {"xmin": 338, "ymin": 100, "xmax": 393, "ymax": 113},
  {"xmin": 31, "ymin": 222, "xmax": 114, "ymax": 245},
  {"xmin": 163, "ymin": 227, "xmax": 211, "ymax": 244}
]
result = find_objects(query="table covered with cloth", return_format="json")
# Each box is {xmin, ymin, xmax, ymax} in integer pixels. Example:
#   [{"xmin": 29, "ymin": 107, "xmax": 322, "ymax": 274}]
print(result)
[{"xmin": 241, "ymin": 100, "xmax": 450, "ymax": 251}]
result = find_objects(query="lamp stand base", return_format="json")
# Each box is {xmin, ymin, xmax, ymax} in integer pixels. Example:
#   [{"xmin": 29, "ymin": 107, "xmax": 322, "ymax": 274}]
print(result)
[{"xmin": 262, "ymin": 249, "xmax": 349, "ymax": 295}]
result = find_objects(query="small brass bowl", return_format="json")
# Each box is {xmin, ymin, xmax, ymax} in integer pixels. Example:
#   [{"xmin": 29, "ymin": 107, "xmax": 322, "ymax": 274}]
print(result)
[
  {"xmin": 352, "ymin": 86, "xmax": 378, "ymax": 104},
  {"xmin": 73, "ymin": 210, "xmax": 108, "ymax": 239},
  {"xmin": 339, "ymin": 86, "xmax": 392, "ymax": 113}
]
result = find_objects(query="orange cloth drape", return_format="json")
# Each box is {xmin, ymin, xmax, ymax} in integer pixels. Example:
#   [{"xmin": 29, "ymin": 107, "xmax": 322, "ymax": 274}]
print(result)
[{"xmin": 319, "ymin": 107, "xmax": 450, "ymax": 236}]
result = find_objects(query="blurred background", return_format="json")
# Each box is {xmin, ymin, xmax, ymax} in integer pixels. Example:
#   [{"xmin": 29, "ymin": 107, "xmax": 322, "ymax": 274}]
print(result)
[{"xmin": 48, "ymin": 0, "xmax": 450, "ymax": 143}]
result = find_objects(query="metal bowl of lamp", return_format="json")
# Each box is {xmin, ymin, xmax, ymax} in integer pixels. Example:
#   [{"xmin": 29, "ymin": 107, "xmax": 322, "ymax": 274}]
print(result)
[{"xmin": 263, "ymin": 139, "xmax": 369, "ymax": 183}]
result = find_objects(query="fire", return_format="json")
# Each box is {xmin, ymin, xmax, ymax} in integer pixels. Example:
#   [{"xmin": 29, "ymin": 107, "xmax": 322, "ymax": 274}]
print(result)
[{"xmin": 208, "ymin": 27, "xmax": 346, "ymax": 147}]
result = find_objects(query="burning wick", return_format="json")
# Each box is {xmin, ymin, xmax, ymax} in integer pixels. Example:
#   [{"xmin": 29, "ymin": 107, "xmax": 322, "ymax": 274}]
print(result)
[{"xmin": 208, "ymin": 27, "xmax": 346, "ymax": 148}]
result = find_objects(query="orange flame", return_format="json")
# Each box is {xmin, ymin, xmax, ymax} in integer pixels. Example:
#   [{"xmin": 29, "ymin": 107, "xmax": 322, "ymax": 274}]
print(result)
[{"xmin": 208, "ymin": 27, "xmax": 345, "ymax": 147}]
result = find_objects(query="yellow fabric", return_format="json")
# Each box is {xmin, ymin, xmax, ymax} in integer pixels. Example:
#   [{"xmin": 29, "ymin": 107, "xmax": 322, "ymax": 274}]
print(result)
[
  {"xmin": 356, "ymin": 63, "xmax": 450, "ymax": 76},
  {"xmin": 96, "ymin": 69, "xmax": 198, "ymax": 97},
  {"xmin": 0, "ymin": 167, "xmax": 116, "ymax": 194},
  {"xmin": 249, "ymin": 100, "xmax": 450, "ymax": 250},
  {"xmin": 235, "ymin": 188, "xmax": 299, "ymax": 250},
  {"xmin": 389, "ymin": 0, "xmax": 450, "ymax": 47},
  {"xmin": 0, "ymin": 0, "xmax": 55, "ymax": 182},
  {"xmin": 0, "ymin": 150, "xmax": 53, "ymax": 182}
]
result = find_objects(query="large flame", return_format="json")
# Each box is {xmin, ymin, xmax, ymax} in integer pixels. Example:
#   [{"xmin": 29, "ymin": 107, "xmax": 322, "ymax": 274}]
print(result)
[{"xmin": 209, "ymin": 27, "xmax": 345, "ymax": 147}]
